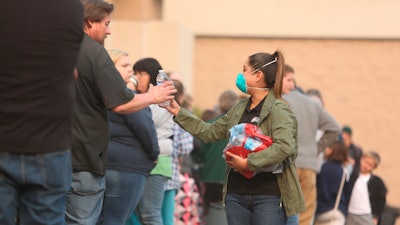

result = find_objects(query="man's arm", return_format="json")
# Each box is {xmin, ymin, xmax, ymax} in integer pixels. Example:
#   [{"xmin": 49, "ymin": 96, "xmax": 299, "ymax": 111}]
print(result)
[
  {"xmin": 112, "ymin": 81, "xmax": 176, "ymax": 114},
  {"xmin": 317, "ymin": 107, "xmax": 341, "ymax": 153}
]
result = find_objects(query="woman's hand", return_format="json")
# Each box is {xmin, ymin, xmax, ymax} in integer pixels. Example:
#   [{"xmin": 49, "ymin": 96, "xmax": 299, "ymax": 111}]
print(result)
[
  {"xmin": 160, "ymin": 98, "xmax": 181, "ymax": 116},
  {"xmin": 225, "ymin": 151, "xmax": 248, "ymax": 172}
]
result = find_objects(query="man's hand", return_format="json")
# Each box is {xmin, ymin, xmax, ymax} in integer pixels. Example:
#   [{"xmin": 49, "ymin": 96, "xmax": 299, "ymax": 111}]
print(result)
[{"xmin": 148, "ymin": 81, "xmax": 176, "ymax": 104}]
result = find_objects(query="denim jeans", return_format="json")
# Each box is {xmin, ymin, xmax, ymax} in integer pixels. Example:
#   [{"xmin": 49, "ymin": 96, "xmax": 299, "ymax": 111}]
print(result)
[
  {"xmin": 126, "ymin": 213, "xmax": 141, "ymax": 225},
  {"xmin": 65, "ymin": 171, "xmax": 106, "ymax": 225},
  {"xmin": 225, "ymin": 193, "xmax": 286, "ymax": 225},
  {"xmin": 100, "ymin": 169, "xmax": 146, "ymax": 225},
  {"xmin": 204, "ymin": 202, "xmax": 228, "ymax": 225},
  {"xmin": 286, "ymin": 214, "xmax": 299, "ymax": 225},
  {"xmin": 135, "ymin": 175, "xmax": 168, "ymax": 225},
  {"xmin": 0, "ymin": 150, "xmax": 72, "ymax": 225}
]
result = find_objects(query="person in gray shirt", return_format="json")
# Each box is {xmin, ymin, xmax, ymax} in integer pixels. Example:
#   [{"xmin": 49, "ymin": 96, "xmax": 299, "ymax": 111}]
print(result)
[{"xmin": 283, "ymin": 65, "xmax": 340, "ymax": 225}]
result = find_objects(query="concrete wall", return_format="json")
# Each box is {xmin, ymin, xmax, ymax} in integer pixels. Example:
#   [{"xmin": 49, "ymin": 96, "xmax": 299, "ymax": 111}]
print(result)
[
  {"xmin": 106, "ymin": 20, "xmax": 194, "ymax": 92},
  {"xmin": 163, "ymin": 0, "xmax": 400, "ymax": 39}
]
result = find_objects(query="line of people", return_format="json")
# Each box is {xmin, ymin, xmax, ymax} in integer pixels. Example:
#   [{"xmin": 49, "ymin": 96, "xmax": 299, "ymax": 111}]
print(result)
[
  {"xmin": 1, "ymin": 0, "xmax": 178, "ymax": 224},
  {"xmin": 100, "ymin": 49, "xmax": 202, "ymax": 225},
  {"xmin": 281, "ymin": 65, "xmax": 388, "ymax": 225}
]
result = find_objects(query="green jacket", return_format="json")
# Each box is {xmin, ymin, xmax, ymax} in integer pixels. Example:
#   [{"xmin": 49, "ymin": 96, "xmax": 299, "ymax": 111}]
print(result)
[{"xmin": 173, "ymin": 90, "xmax": 305, "ymax": 216}]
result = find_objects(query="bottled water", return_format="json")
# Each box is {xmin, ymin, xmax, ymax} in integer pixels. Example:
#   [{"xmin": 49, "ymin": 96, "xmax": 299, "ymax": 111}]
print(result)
[{"xmin": 156, "ymin": 70, "xmax": 172, "ymax": 107}]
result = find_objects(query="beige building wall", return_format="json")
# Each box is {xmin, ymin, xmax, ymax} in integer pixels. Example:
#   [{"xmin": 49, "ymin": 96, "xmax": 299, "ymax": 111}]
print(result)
[
  {"xmin": 107, "ymin": 0, "xmax": 195, "ymax": 90},
  {"xmin": 163, "ymin": 0, "xmax": 400, "ymax": 39},
  {"xmin": 106, "ymin": 20, "xmax": 195, "ymax": 92},
  {"xmin": 106, "ymin": 0, "xmax": 400, "ymax": 214}
]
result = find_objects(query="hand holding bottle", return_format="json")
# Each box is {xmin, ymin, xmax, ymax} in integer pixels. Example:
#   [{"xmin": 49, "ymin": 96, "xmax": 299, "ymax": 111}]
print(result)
[
  {"xmin": 156, "ymin": 70, "xmax": 174, "ymax": 107},
  {"xmin": 160, "ymin": 98, "xmax": 181, "ymax": 116},
  {"xmin": 147, "ymin": 80, "xmax": 176, "ymax": 105}
]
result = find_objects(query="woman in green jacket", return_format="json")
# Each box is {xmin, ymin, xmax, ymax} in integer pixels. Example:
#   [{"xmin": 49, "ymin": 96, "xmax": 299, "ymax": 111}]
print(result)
[{"xmin": 163, "ymin": 51, "xmax": 305, "ymax": 225}]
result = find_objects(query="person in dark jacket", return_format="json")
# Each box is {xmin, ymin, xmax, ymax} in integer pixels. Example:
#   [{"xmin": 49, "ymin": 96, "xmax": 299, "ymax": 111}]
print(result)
[
  {"xmin": 346, "ymin": 151, "xmax": 387, "ymax": 225},
  {"xmin": 100, "ymin": 49, "xmax": 160, "ymax": 225},
  {"xmin": 340, "ymin": 125, "xmax": 363, "ymax": 175},
  {"xmin": 315, "ymin": 141, "xmax": 350, "ymax": 225}
]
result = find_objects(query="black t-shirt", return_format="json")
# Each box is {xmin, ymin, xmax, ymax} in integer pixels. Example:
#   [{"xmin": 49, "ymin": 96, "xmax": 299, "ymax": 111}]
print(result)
[
  {"xmin": 71, "ymin": 34, "xmax": 134, "ymax": 175},
  {"xmin": 0, "ymin": 0, "xmax": 83, "ymax": 153},
  {"xmin": 227, "ymin": 97, "xmax": 280, "ymax": 196}
]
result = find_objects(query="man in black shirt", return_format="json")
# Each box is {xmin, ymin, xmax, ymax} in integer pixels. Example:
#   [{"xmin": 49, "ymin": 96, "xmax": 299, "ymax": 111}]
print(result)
[
  {"xmin": 0, "ymin": 0, "xmax": 84, "ymax": 224},
  {"xmin": 65, "ymin": 1, "xmax": 176, "ymax": 224}
]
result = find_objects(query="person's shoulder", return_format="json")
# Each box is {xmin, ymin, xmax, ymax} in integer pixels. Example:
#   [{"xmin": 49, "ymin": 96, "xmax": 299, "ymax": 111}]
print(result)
[
  {"xmin": 370, "ymin": 174, "xmax": 386, "ymax": 184},
  {"xmin": 284, "ymin": 89, "xmax": 305, "ymax": 99},
  {"xmin": 322, "ymin": 161, "xmax": 342, "ymax": 171},
  {"xmin": 271, "ymin": 97, "xmax": 293, "ymax": 111},
  {"xmin": 284, "ymin": 90, "xmax": 319, "ymax": 107},
  {"xmin": 269, "ymin": 99, "xmax": 297, "ymax": 122},
  {"xmin": 81, "ymin": 34, "xmax": 96, "ymax": 46},
  {"xmin": 80, "ymin": 35, "xmax": 104, "ymax": 54},
  {"xmin": 273, "ymin": 99, "xmax": 290, "ymax": 111},
  {"xmin": 369, "ymin": 174, "xmax": 388, "ymax": 192},
  {"xmin": 350, "ymin": 143, "xmax": 363, "ymax": 152}
]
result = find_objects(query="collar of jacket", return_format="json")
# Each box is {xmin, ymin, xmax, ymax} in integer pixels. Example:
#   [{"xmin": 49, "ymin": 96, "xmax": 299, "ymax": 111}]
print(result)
[{"xmin": 259, "ymin": 89, "xmax": 278, "ymax": 122}]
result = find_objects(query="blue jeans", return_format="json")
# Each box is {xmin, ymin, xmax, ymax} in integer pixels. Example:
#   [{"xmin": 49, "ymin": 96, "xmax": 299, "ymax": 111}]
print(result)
[
  {"xmin": 101, "ymin": 170, "xmax": 146, "ymax": 225},
  {"xmin": 286, "ymin": 214, "xmax": 299, "ymax": 225},
  {"xmin": 0, "ymin": 150, "xmax": 72, "ymax": 225},
  {"xmin": 135, "ymin": 175, "xmax": 168, "ymax": 225},
  {"xmin": 126, "ymin": 213, "xmax": 141, "ymax": 225},
  {"xmin": 225, "ymin": 193, "xmax": 287, "ymax": 225},
  {"xmin": 204, "ymin": 202, "xmax": 228, "ymax": 225},
  {"xmin": 66, "ymin": 171, "xmax": 106, "ymax": 225}
]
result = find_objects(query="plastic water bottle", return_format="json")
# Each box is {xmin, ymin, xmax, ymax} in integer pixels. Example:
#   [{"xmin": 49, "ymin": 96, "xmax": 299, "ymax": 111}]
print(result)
[{"xmin": 156, "ymin": 69, "xmax": 171, "ymax": 107}]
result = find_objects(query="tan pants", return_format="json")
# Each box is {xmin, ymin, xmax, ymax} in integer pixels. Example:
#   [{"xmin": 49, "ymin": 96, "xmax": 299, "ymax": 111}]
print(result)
[{"xmin": 297, "ymin": 169, "xmax": 317, "ymax": 225}]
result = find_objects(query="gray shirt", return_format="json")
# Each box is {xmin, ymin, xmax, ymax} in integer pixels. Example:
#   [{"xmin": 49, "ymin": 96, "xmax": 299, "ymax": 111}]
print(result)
[{"xmin": 283, "ymin": 90, "xmax": 340, "ymax": 172}]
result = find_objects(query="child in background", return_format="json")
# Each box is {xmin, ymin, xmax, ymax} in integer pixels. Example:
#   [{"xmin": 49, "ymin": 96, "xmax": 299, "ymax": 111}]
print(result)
[
  {"xmin": 315, "ymin": 141, "xmax": 349, "ymax": 225},
  {"xmin": 346, "ymin": 151, "xmax": 387, "ymax": 225}
]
